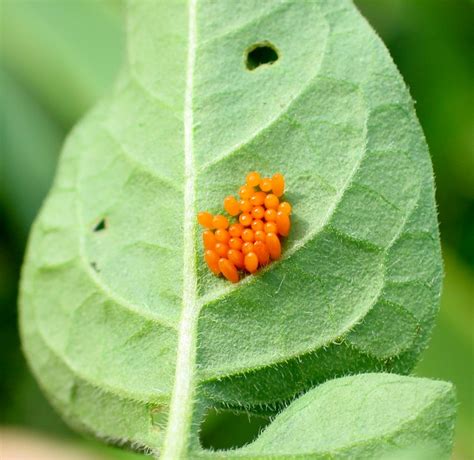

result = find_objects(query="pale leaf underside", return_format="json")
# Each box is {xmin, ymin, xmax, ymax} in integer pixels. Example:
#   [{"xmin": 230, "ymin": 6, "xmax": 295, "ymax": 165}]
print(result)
[{"xmin": 20, "ymin": 0, "xmax": 451, "ymax": 458}]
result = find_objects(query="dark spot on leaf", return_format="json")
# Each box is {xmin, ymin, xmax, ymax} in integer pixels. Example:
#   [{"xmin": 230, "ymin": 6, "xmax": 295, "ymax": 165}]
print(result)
[
  {"xmin": 90, "ymin": 262, "xmax": 100, "ymax": 272},
  {"xmin": 245, "ymin": 42, "xmax": 279, "ymax": 70},
  {"xmin": 200, "ymin": 408, "xmax": 270, "ymax": 450},
  {"xmin": 93, "ymin": 218, "xmax": 108, "ymax": 232}
]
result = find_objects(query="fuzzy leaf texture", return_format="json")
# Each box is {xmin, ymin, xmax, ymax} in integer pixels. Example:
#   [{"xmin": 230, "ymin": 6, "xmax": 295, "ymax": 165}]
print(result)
[
  {"xmin": 238, "ymin": 374, "xmax": 456, "ymax": 459},
  {"xmin": 19, "ymin": 0, "xmax": 454, "ymax": 459}
]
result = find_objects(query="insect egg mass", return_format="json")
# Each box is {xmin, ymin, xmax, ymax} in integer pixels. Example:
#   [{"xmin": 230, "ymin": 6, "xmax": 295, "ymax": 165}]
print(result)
[{"xmin": 197, "ymin": 172, "xmax": 291, "ymax": 283}]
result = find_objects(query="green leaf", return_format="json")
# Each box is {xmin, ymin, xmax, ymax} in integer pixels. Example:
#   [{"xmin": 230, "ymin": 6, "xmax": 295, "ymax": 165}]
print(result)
[
  {"xmin": 0, "ymin": 67, "xmax": 62, "ymax": 239},
  {"xmin": 239, "ymin": 374, "xmax": 456, "ymax": 459},
  {"xmin": 0, "ymin": 0, "xmax": 123, "ymax": 127},
  {"xmin": 19, "ymin": 0, "xmax": 448, "ymax": 457}
]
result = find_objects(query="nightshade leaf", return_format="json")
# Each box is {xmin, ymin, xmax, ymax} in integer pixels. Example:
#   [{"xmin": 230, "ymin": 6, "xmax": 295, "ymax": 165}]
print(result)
[
  {"xmin": 19, "ymin": 0, "xmax": 447, "ymax": 457},
  {"xmin": 239, "ymin": 374, "xmax": 456, "ymax": 459}
]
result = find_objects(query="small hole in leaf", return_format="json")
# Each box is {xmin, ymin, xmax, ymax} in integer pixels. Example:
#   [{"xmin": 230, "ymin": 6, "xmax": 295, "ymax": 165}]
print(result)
[
  {"xmin": 245, "ymin": 42, "xmax": 279, "ymax": 70},
  {"xmin": 200, "ymin": 408, "xmax": 270, "ymax": 450},
  {"xmin": 93, "ymin": 218, "xmax": 107, "ymax": 232}
]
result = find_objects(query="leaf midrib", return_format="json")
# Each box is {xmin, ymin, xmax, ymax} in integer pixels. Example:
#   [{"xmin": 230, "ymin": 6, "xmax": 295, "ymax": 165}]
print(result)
[{"xmin": 161, "ymin": 0, "xmax": 199, "ymax": 458}]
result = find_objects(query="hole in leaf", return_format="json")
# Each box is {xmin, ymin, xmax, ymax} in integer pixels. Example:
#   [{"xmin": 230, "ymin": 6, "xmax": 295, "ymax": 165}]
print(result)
[
  {"xmin": 200, "ymin": 408, "xmax": 270, "ymax": 450},
  {"xmin": 245, "ymin": 42, "xmax": 279, "ymax": 70},
  {"xmin": 93, "ymin": 218, "xmax": 107, "ymax": 232}
]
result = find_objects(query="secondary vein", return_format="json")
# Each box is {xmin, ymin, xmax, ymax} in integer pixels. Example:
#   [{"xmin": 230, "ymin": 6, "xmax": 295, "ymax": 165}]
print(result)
[{"xmin": 161, "ymin": 0, "xmax": 198, "ymax": 458}]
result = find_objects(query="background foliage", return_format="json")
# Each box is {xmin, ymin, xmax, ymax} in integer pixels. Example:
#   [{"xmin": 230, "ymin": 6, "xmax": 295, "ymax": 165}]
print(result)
[{"xmin": 0, "ymin": 0, "xmax": 472, "ymax": 458}]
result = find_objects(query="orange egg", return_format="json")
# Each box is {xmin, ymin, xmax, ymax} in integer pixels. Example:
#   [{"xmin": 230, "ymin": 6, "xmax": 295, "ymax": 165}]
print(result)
[
  {"xmin": 254, "ymin": 230, "xmax": 266, "ymax": 242},
  {"xmin": 244, "ymin": 252, "xmax": 259, "ymax": 273},
  {"xmin": 278, "ymin": 201, "xmax": 292, "ymax": 215},
  {"xmin": 203, "ymin": 230, "xmax": 216, "ymax": 249},
  {"xmin": 239, "ymin": 199, "xmax": 252, "ymax": 213},
  {"xmin": 254, "ymin": 241, "xmax": 270, "ymax": 266},
  {"xmin": 264, "ymin": 221, "xmax": 278, "ymax": 234},
  {"xmin": 213, "ymin": 214, "xmax": 229, "ymax": 229},
  {"xmin": 264, "ymin": 208, "xmax": 277, "ymax": 222},
  {"xmin": 215, "ymin": 229, "xmax": 230, "ymax": 243},
  {"xmin": 198, "ymin": 211, "xmax": 213, "ymax": 228},
  {"xmin": 251, "ymin": 206, "xmax": 265, "ymax": 220},
  {"xmin": 219, "ymin": 258, "xmax": 239, "ymax": 283},
  {"xmin": 205, "ymin": 249, "xmax": 220, "ymax": 274},
  {"xmin": 242, "ymin": 228, "xmax": 254, "ymax": 242},
  {"xmin": 266, "ymin": 232, "xmax": 281, "ymax": 260},
  {"xmin": 276, "ymin": 211, "xmax": 291, "ymax": 237},
  {"xmin": 264, "ymin": 194, "xmax": 279, "ymax": 210},
  {"xmin": 229, "ymin": 237, "xmax": 243, "ymax": 250},
  {"xmin": 224, "ymin": 195, "xmax": 240, "ymax": 216},
  {"xmin": 227, "ymin": 249, "xmax": 244, "ymax": 269},
  {"xmin": 215, "ymin": 242, "xmax": 229, "ymax": 257},
  {"xmin": 260, "ymin": 177, "xmax": 272, "ymax": 192},
  {"xmin": 239, "ymin": 185, "xmax": 253, "ymax": 200},
  {"xmin": 271, "ymin": 173, "xmax": 285, "ymax": 197},
  {"xmin": 242, "ymin": 242, "xmax": 254, "ymax": 255},
  {"xmin": 239, "ymin": 212, "xmax": 253, "ymax": 227},
  {"xmin": 250, "ymin": 191, "xmax": 266, "ymax": 206},
  {"xmin": 251, "ymin": 219, "xmax": 264, "ymax": 232},
  {"xmin": 229, "ymin": 223, "xmax": 244, "ymax": 237},
  {"xmin": 246, "ymin": 171, "xmax": 261, "ymax": 187}
]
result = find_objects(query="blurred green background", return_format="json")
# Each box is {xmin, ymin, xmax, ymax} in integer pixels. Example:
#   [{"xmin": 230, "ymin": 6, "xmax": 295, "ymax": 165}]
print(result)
[{"xmin": 1, "ymin": 1, "xmax": 472, "ymax": 459}]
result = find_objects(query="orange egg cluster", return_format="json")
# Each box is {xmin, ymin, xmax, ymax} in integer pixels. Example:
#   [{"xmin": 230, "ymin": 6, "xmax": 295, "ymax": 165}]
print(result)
[{"xmin": 197, "ymin": 172, "xmax": 291, "ymax": 283}]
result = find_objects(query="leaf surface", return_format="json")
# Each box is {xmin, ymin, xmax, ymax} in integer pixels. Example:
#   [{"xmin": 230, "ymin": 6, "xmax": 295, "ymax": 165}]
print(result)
[
  {"xmin": 19, "ymin": 0, "xmax": 446, "ymax": 457},
  {"xmin": 239, "ymin": 374, "xmax": 456, "ymax": 459}
]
